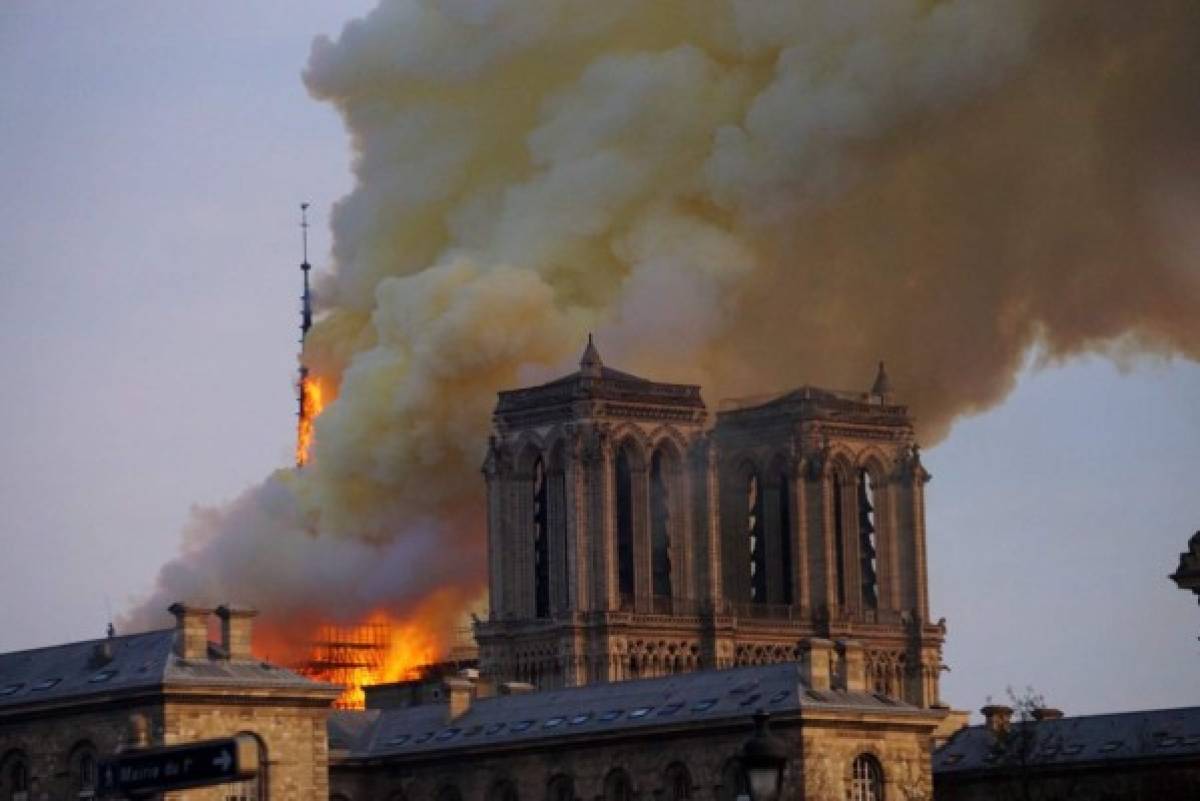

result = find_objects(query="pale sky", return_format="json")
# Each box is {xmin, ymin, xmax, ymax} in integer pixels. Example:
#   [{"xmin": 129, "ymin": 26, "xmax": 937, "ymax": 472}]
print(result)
[{"xmin": 1, "ymin": 3, "xmax": 1196, "ymax": 719}]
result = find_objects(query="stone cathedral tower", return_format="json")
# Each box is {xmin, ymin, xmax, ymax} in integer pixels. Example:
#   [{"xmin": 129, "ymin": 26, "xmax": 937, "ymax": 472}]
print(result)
[{"xmin": 474, "ymin": 340, "xmax": 945, "ymax": 707}]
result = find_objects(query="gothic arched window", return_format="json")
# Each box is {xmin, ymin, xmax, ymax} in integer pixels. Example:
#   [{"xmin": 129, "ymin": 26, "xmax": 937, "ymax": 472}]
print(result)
[
  {"xmin": 849, "ymin": 754, "xmax": 884, "ymax": 801},
  {"xmin": 7, "ymin": 755, "xmax": 29, "ymax": 801},
  {"xmin": 831, "ymin": 470, "xmax": 848, "ymax": 608},
  {"xmin": 604, "ymin": 769, "xmax": 633, "ymax": 801},
  {"xmin": 776, "ymin": 471, "xmax": 793, "ymax": 605},
  {"xmin": 489, "ymin": 779, "xmax": 519, "ymax": 801},
  {"xmin": 615, "ymin": 448, "xmax": 635, "ymax": 600},
  {"xmin": 664, "ymin": 763, "xmax": 691, "ymax": 801},
  {"xmin": 650, "ymin": 449, "xmax": 673, "ymax": 599},
  {"xmin": 718, "ymin": 759, "xmax": 748, "ymax": 801},
  {"xmin": 68, "ymin": 742, "xmax": 97, "ymax": 799},
  {"xmin": 857, "ymin": 469, "xmax": 878, "ymax": 611},
  {"xmin": 547, "ymin": 774, "xmax": 574, "ymax": 801},
  {"xmin": 533, "ymin": 456, "xmax": 551, "ymax": 618},
  {"xmin": 747, "ymin": 470, "xmax": 766, "ymax": 603}
]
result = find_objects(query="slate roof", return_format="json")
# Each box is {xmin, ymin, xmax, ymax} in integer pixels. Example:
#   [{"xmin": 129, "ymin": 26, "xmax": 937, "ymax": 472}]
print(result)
[
  {"xmin": 332, "ymin": 662, "xmax": 935, "ymax": 761},
  {"xmin": 934, "ymin": 707, "xmax": 1200, "ymax": 776},
  {"xmin": 0, "ymin": 629, "xmax": 329, "ymax": 711}
]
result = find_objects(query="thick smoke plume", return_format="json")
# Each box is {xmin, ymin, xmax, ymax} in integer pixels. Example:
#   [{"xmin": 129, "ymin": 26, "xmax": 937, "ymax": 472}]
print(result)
[{"xmin": 127, "ymin": 0, "xmax": 1200, "ymax": 653}]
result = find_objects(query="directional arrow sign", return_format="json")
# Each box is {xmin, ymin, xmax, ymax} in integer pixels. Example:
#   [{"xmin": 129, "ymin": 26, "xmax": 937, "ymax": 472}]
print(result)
[{"xmin": 99, "ymin": 734, "xmax": 258, "ymax": 795}]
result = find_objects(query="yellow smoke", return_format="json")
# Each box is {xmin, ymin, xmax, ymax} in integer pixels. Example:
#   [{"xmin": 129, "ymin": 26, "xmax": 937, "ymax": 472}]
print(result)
[{"xmin": 128, "ymin": 0, "xmax": 1200, "ymax": 644}]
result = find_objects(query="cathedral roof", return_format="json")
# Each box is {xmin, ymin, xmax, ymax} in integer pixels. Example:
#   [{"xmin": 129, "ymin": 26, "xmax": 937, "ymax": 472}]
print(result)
[
  {"xmin": 329, "ymin": 662, "xmax": 934, "ymax": 761},
  {"xmin": 0, "ymin": 628, "xmax": 330, "ymax": 712},
  {"xmin": 934, "ymin": 706, "xmax": 1200, "ymax": 776},
  {"xmin": 494, "ymin": 338, "xmax": 705, "ymax": 419}
]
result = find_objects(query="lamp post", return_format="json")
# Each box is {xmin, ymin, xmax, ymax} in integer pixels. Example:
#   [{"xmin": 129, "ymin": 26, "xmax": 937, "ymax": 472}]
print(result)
[{"xmin": 741, "ymin": 710, "xmax": 788, "ymax": 801}]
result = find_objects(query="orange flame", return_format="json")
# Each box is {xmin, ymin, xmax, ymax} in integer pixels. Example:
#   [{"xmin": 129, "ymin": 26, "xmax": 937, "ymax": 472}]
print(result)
[
  {"xmin": 296, "ymin": 374, "xmax": 326, "ymax": 467},
  {"xmin": 296, "ymin": 611, "xmax": 439, "ymax": 709}
]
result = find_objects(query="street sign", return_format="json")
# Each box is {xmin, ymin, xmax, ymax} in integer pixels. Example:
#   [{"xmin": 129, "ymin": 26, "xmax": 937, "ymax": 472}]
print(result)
[{"xmin": 99, "ymin": 734, "xmax": 259, "ymax": 796}]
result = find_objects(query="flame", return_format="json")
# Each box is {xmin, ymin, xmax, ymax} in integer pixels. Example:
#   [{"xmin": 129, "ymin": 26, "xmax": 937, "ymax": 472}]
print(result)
[
  {"xmin": 295, "ymin": 373, "xmax": 326, "ymax": 467},
  {"xmin": 296, "ymin": 611, "xmax": 439, "ymax": 709}
]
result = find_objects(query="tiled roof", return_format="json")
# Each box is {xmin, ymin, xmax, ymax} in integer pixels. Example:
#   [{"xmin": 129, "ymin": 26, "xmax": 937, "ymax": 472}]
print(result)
[
  {"xmin": 0, "ymin": 630, "xmax": 329, "ymax": 710},
  {"xmin": 335, "ymin": 663, "xmax": 935, "ymax": 760},
  {"xmin": 934, "ymin": 707, "xmax": 1200, "ymax": 775}
]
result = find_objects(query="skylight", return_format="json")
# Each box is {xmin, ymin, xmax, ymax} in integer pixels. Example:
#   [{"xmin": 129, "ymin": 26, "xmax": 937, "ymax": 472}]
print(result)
[
  {"xmin": 0, "ymin": 684, "xmax": 22, "ymax": 697},
  {"xmin": 628, "ymin": 706, "xmax": 654, "ymax": 719},
  {"xmin": 738, "ymin": 693, "xmax": 761, "ymax": 707},
  {"xmin": 598, "ymin": 709, "xmax": 623, "ymax": 722},
  {"xmin": 543, "ymin": 717, "xmax": 565, "ymax": 728},
  {"xmin": 31, "ymin": 678, "xmax": 61, "ymax": 691},
  {"xmin": 690, "ymin": 698, "xmax": 717, "ymax": 712},
  {"xmin": 414, "ymin": 732, "xmax": 434, "ymax": 744},
  {"xmin": 436, "ymin": 728, "xmax": 461, "ymax": 741},
  {"xmin": 485, "ymin": 723, "xmax": 506, "ymax": 735},
  {"xmin": 769, "ymin": 689, "xmax": 790, "ymax": 704},
  {"xmin": 568, "ymin": 712, "xmax": 592, "ymax": 725},
  {"xmin": 464, "ymin": 725, "xmax": 483, "ymax": 737},
  {"xmin": 88, "ymin": 670, "xmax": 117, "ymax": 683},
  {"xmin": 387, "ymin": 734, "xmax": 410, "ymax": 746},
  {"xmin": 657, "ymin": 702, "xmax": 684, "ymax": 716},
  {"xmin": 509, "ymin": 720, "xmax": 534, "ymax": 733}
]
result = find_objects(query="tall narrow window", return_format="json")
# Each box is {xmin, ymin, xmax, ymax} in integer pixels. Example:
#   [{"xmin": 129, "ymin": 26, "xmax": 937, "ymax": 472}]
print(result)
[
  {"xmin": 858, "ymin": 469, "xmax": 878, "ymax": 611},
  {"xmin": 549, "ymin": 465, "xmax": 569, "ymax": 610},
  {"xmin": 11, "ymin": 759, "xmax": 29, "ymax": 801},
  {"xmin": 832, "ymin": 474, "xmax": 847, "ymax": 607},
  {"xmin": 849, "ymin": 754, "xmax": 884, "ymax": 801},
  {"xmin": 615, "ymin": 449, "xmax": 635, "ymax": 599},
  {"xmin": 748, "ymin": 472, "xmax": 767, "ymax": 602},
  {"xmin": 533, "ymin": 457, "xmax": 550, "ymax": 619},
  {"xmin": 77, "ymin": 752, "xmax": 96, "ymax": 799},
  {"xmin": 777, "ymin": 473, "xmax": 793, "ymax": 605},
  {"xmin": 650, "ymin": 450, "xmax": 672, "ymax": 599}
]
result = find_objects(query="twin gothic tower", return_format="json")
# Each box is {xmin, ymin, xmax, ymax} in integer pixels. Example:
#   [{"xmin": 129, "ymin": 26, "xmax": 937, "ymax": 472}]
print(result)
[{"xmin": 474, "ymin": 339, "xmax": 945, "ymax": 707}]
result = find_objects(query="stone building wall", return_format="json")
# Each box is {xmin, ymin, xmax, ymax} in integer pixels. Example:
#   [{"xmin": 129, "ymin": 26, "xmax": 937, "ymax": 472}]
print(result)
[{"xmin": 330, "ymin": 714, "xmax": 937, "ymax": 801}]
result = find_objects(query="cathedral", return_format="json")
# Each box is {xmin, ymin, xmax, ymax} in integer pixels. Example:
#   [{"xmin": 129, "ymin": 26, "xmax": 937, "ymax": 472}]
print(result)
[{"xmin": 476, "ymin": 339, "xmax": 945, "ymax": 708}]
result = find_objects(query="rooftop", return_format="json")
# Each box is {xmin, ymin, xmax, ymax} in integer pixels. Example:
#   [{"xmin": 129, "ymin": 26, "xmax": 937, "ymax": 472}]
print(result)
[
  {"xmin": 331, "ymin": 662, "xmax": 936, "ymax": 760},
  {"xmin": 0, "ymin": 629, "xmax": 331, "ymax": 711},
  {"xmin": 934, "ymin": 706, "xmax": 1200, "ymax": 775}
]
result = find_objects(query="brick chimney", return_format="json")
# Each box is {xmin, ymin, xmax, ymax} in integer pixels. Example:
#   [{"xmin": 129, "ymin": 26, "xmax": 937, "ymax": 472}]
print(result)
[
  {"xmin": 801, "ymin": 638, "xmax": 833, "ymax": 691},
  {"xmin": 836, "ymin": 639, "xmax": 867, "ymax": 693},
  {"xmin": 1032, "ymin": 707, "xmax": 1064, "ymax": 722},
  {"xmin": 981, "ymin": 704, "xmax": 1014, "ymax": 734},
  {"xmin": 215, "ymin": 604, "xmax": 257, "ymax": 661},
  {"xmin": 168, "ymin": 603, "xmax": 213, "ymax": 660},
  {"xmin": 445, "ymin": 677, "xmax": 475, "ymax": 722}
]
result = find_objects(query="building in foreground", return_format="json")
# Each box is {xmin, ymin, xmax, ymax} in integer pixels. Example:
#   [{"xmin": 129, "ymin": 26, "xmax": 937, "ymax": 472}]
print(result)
[
  {"xmin": 0, "ymin": 604, "xmax": 339, "ymax": 801},
  {"xmin": 328, "ymin": 659, "xmax": 944, "ymax": 801},
  {"xmin": 933, "ymin": 705, "xmax": 1200, "ymax": 800}
]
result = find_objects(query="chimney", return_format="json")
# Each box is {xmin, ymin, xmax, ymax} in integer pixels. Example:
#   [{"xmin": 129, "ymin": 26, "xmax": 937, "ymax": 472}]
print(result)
[
  {"xmin": 836, "ymin": 639, "xmax": 867, "ymax": 693},
  {"xmin": 499, "ymin": 681, "xmax": 537, "ymax": 695},
  {"xmin": 168, "ymin": 603, "xmax": 213, "ymax": 660},
  {"xmin": 1032, "ymin": 707, "xmax": 1064, "ymax": 722},
  {"xmin": 801, "ymin": 638, "xmax": 833, "ymax": 691},
  {"xmin": 445, "ymin": 677, "xmax": 475, "ymax": 722},
  {"xmin": 981, "ymin": 704, "xmax": 1014, "ymax": 734},
  {"xmin": 215, "ymin": 605, "xmax": 257, "ymax": 661}
]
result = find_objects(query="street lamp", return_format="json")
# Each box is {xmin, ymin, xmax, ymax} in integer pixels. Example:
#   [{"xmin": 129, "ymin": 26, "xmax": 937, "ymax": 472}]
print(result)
[{"xmin": 741, "ymin": 710, "xmax": 788, "ymax": 801}]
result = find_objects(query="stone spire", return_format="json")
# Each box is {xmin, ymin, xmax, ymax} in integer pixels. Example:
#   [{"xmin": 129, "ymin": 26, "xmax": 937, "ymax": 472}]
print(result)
[
  {"xmin": 871, "ymin": 361, "xmax": 891, "ymax": 399},
  {"xmin": 580, "ymin": 333, "xmax": 603, "ymax": 379}
]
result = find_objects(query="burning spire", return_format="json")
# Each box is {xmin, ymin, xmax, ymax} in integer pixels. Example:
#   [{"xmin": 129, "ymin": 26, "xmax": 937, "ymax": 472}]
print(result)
[{"xmin": 295, "ymin": 203, "xmax": 320, "ymax": 468}]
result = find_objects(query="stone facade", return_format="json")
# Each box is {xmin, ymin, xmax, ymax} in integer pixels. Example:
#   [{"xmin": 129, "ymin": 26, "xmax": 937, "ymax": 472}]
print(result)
[
  {"xmin": 0, "ymin": 605, "xmax": 339, "ymax": 801},
  {"xmin": 476, "ymin": 342, "xmax": 944, "ymax": 708},
  {"xmin": 328, "ymin": 660, "xmax": 944, "ymax": 801}
]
